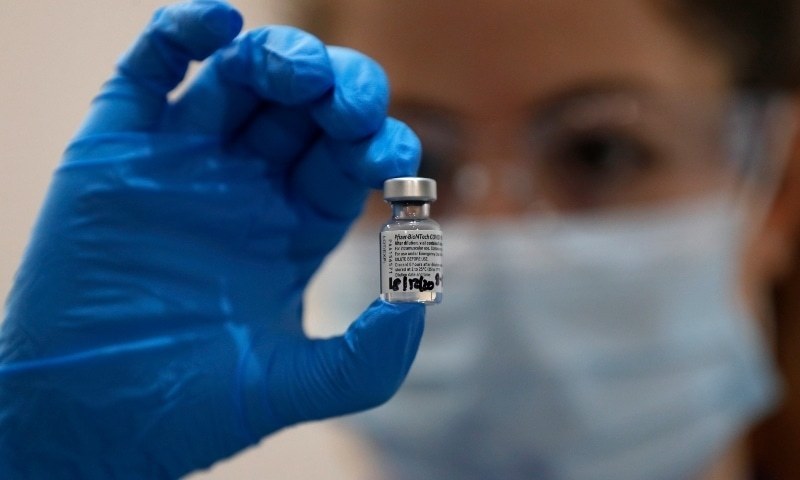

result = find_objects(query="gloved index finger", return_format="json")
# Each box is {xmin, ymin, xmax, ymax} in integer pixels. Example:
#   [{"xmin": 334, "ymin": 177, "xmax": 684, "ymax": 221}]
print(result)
[
  {"xmin": 310, "ymin": 47, "xmax": 390, "ymax": 141},
  {"xmin": 290, "ymin": 117, "xmax": 422, "ymax": 222},
  {"xmin": 75, "ymin": 1, "xmax": 243, "ymax": 138},
  {"xmin": 164, "ymin": 26, "xmax": 335, "ymax": 136},
  {"xmin": 237, "ymin": 46, "xmax": 390, "ymax": 175}
]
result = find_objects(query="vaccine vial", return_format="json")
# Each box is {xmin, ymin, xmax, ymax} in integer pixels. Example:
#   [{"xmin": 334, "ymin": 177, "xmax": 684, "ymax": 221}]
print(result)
[{"xmin": 380, "ymin": 177, "xmax": 443, "ymax": 304}]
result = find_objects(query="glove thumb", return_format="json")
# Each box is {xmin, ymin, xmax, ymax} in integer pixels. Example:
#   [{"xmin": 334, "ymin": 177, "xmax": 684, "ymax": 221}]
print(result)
[{"xmin": 252, "ymin": 299, "xmax": 425, "ymax": 435}]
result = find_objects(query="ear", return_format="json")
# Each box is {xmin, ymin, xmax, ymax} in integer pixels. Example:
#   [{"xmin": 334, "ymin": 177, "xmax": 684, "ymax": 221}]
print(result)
[{"xmin": 755, "ymin": 97, "xmax": 800, "ymax": 282}]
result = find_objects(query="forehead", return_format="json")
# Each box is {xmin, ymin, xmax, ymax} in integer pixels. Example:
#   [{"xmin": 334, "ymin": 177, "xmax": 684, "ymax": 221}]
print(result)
[{"xmin": 324, "ymin": 0, "xmax": 730, "ymax": 117}]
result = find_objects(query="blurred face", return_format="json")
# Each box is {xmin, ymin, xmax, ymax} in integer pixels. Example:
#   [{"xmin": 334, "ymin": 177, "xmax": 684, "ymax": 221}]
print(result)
[
  {"xmin": 324, "ymin": 0, "xmax": 798, "ymax": 317},
  {"xmin": 310, "ymin": 3, "xmax": 795, "ymax": 476},
  {"xmin": 326, "ymin": 0, "xmax": 745, "ymax": 218}
]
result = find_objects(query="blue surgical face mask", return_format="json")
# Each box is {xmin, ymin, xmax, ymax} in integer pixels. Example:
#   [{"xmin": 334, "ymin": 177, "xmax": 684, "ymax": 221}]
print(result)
[{"xmin": 306, "ymin": 197, "xmax": 779, "ymax": 480}]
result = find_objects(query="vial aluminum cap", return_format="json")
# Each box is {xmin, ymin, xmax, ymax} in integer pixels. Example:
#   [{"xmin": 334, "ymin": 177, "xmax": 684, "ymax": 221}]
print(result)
[{"xmin": 383, "ymin": 177, "xmax": 437, "ymax": 202}]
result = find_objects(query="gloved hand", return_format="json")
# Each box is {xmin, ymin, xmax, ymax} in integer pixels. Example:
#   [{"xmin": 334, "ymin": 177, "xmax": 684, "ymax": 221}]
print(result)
[{"xmin": 0, "ymin": 1, "xmax": 424, "ymax": 478}]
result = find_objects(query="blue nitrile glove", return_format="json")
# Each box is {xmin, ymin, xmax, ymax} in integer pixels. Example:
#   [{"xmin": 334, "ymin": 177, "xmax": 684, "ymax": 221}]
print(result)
[{"xmin": 0, "ymin": 1, "xmax": 424, "ymax": 478}]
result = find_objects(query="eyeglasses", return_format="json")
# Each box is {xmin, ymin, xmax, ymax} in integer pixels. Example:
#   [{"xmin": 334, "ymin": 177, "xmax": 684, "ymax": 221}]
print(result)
[{"xmin": 398, "ymin": 91, "xmax": 795, "ymax": 218}]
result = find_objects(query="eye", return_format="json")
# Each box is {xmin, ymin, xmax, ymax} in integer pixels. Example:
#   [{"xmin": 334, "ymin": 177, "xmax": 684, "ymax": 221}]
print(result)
[
  {"xmin": 399, "ymin": 117, "xmax": 463, "ymax": 215},
  {"xmin": 393, "ymin": 114, "xmax": 460, "ymax": 182},
  {"xmin": 545, "ymin": 129, "xmax": 655, "ymax": 180},
  {"xmin": 531, "ymin": 127, "xmax": 663, "ymax": 210}
]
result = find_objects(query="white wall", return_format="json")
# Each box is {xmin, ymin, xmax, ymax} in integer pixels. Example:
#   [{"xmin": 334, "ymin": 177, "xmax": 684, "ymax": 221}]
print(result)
[{"xmin": 0, "ymin": 1, "xmax": 375, "ymax": 478}]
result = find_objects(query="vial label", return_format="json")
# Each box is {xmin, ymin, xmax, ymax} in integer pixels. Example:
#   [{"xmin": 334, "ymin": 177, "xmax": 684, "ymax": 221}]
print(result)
[{"xmin": 381, "ymin": 230, "xmax": 443, "ymax": 299}]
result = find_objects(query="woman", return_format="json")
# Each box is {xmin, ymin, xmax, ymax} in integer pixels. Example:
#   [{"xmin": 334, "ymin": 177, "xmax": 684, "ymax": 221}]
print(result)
[
  {"xmin": 298, "ymin": 0, "xmax": 800, "ymax": 478},
  {"xmin": 2, "ymin": 1, "xmax": 798, "ymax": 478}
]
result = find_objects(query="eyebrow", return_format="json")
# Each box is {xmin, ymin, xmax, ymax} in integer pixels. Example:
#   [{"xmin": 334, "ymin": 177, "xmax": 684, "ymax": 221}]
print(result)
[
  {"xmin": 530, "ymin": 80, "xmax": 654, "ymax": 126},
  {"xmin": 389, "ymin": 80, "xmax": 659, "ymax": 132}
]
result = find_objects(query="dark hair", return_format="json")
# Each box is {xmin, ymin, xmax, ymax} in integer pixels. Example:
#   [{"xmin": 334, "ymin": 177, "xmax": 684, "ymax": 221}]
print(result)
[
  {"xmin": 293, "ymin": 0, "xmax": 800, "ymax": 89},
  {"xmin": 665, "ymin": 0, "xmax": 800, "ymax": 88}
]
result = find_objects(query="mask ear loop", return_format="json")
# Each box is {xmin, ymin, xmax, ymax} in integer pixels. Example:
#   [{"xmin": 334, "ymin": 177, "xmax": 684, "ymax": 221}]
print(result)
[
  {"xmin": 725, "ymin": 93, "xmax": 798, "ymax": 343},
  {"xmin": 728, "ymin": 92, "xmax": 798, "ymax": 220}
]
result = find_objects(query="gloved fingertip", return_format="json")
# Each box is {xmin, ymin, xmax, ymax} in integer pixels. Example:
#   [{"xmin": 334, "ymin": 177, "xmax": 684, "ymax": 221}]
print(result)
[
  {"xmin": 364, "ymin": 297, "xmax": 426, "ymax": 321},
  {"xmin": 198, "ymin": 1, "xmax": 244, "ymax": 40},
  {"xmin": 262, "ymin": 26, "xmax": 334, "ymax": 104},
  {"xmin": 351, "ymin": 298, "xmax": 426, "ymax": 379},
  {"xmin": 149, "ymin": 1, "xmax": 243, "ymax": 58},
  {"xmin": 359, "ymin": 118, "xmax": 422, "ymax": 188},
  {"xmin": 369, "ymin": 298, "xmax": 426, "ymax": 336},
  {"xmin": 386, "ymin": 118, "xmax": 424, "ymax": 177},
  {"xmin": 311, "ymin": 47, "xmax": 390, "ymax": 141}
]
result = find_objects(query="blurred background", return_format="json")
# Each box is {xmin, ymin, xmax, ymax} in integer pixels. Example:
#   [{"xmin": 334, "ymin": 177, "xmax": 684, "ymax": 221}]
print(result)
[{"xmin": 0, "ymin": 1, "xmax": 374, "ymax": 478}]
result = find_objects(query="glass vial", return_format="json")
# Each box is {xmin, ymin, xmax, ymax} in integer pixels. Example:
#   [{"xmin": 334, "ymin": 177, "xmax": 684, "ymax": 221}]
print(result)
[{"xmin": 380, "ymin": 177, "xmax": 443, "ymax": 304}]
